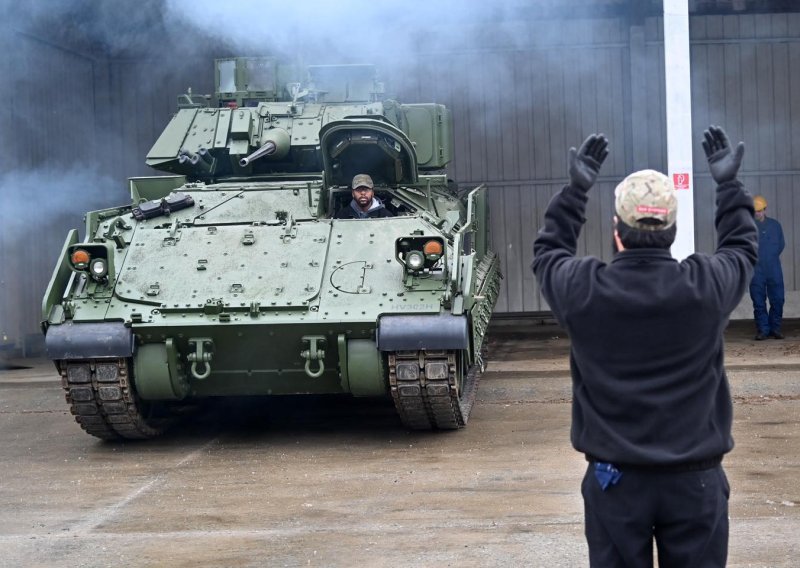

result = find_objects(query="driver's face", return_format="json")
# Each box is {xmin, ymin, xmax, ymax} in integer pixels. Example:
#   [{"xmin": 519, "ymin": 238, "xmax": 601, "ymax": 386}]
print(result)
[{"xmin": 353, "ymin": 186, "xmax": 374, "ymax": 207}]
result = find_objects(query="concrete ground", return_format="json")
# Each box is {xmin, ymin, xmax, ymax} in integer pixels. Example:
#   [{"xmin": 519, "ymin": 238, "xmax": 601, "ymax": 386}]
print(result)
[{"xmin": 0, "ymin": 320, "xmax": 798, "ymax": 567}]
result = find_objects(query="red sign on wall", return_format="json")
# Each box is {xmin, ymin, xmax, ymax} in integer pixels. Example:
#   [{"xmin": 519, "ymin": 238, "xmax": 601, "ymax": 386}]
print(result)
[{"xmin": 673, "ymin": 173, "xmax": 691, "ymax": 190}]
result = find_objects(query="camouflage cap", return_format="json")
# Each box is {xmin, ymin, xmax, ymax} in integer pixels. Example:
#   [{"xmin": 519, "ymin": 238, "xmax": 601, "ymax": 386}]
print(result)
[
  {"xmin": 352, "ymin": 174, "xmax": 374, "ymax": 190},
  {"xmin": 614, "ymin": 169, "xmax": 677, "ymax": 231},
  {"xmin": 753, "ymin": 195, "xmax": 767, "ymax": 211}
]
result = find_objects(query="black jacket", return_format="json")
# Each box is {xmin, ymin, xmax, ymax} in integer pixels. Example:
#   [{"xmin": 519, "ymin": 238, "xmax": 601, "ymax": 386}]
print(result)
[
  {"xmin": 532, "ymin": 180, "xmax": 757, "ymax": 466},
  {"xmin": 333, "ymin": 199, "xmax": 394, "ymax": 219}
]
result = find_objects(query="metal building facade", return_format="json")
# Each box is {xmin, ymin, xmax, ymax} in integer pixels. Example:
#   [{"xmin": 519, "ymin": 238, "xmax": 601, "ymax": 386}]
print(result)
[
  {"xmin": 0, "ymin": 35, "xmax": 99, "ymax": 352},
  {"xmin": 2, "ymin": 11, "xmax": 799, "ymax": 351},
  {"xmin": 394, "ymin": 13, "xmax": 800, "ymax": 315}
]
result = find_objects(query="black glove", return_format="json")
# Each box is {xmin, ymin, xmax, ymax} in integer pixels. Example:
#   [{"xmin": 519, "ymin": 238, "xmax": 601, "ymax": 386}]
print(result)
[
  {"xmin": 568, "ymin": 134, "xmax": 609, "ymax": 192},
  {"xmin": 702, "ymin": 125, "xmax": 744, "ymax": 184}
]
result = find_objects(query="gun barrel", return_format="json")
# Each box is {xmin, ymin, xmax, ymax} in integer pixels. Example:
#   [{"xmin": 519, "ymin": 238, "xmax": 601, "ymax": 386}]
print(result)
[
  {"xmin": 238, "ymin": 128, "xmax": 290, "ymax": 167},
  {"xmin": 239, "ymin": 141, "xmax": 276, "ymax": 167}
]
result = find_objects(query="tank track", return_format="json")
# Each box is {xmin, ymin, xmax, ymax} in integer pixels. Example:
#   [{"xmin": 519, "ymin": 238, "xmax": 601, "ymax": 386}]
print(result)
[
  {"xmin": 59, "ymin": 358, "xmax": 168, "ymax": 440},
  {"xmin": 388, "ymin": 350, "xmax": 481, "ymax": 430},
  {"xmin": 471, "ymin": 251, "xmax": 501, "ymax": 358}
]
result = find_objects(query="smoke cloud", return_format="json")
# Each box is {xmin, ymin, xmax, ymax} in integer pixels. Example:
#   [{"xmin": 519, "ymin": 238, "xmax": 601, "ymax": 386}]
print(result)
[
  {"xmin": 0, "ymin": 0, "xmax": 633, "ymax": 346},
  {"xmin": 161, "ymin": 0, "xmax": 514, "ymax": 63},
  {"xmin": 0, "ymin": 166, "xmax": 122, "ymax": 352}
]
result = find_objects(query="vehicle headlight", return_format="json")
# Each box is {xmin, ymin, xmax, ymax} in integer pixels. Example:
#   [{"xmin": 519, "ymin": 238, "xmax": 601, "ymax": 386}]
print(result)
[
  {"xmin": 67, "ymin": 243, "xmax": 115, "ymax": 284},
  {"xmin": 405, "ymin": 250, "xmax": 425, "ymax": 272},
  {"xmin": 89, "ymin": 258, "xmax": 108, "ymax": 279}
]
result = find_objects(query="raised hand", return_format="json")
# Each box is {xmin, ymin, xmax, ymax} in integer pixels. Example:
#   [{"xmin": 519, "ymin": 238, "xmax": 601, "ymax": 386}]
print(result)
[
  {"xmin": 702, "ymin": 125, "xmax": 745, "ymax": 184},
  {"xmin": 568, "ymin": 134, "xmax": 609, "ymax": 192}
]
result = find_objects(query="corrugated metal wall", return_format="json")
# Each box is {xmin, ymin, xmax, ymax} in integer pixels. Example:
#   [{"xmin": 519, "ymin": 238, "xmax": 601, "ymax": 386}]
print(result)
[
  {"xmin": 689, "ymin": 13, "xmax": 800, "ymax": 312},
  {"xmin": 3, "ymin": 12, "xmax": 800, "ymax": 349},
  {"xmin": 0, "ymin": 31, "xmax": 218, "ymax": 352},
  {"xmin": 397, "ymin": 13, "xmax": 800, "ymax": 314},
  {"xmin": 0, "ymin": 33, "xmax": 99, "ymax": 351},
  {"xmin": 399, "ymin": 20, "xmax": 632, "ymax": 313},
  {"xmin": 394, "ymin": 17, "xmax": 652, "ymax": 313},
  {"xmin": 99, "ymin": 60, "xmax": 216, "ymax": 180}
]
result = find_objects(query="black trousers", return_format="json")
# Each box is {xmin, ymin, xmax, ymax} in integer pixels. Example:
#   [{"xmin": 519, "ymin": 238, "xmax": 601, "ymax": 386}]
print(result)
[{"xmin": 581, "ymin": 463, "xmax": 730, "ymax": 568}]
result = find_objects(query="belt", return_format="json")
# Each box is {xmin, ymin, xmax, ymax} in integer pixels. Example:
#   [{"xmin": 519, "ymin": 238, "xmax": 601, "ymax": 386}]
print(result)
[{"xmin": 585, "ymin": 454, "xmax": 723, "ymax": 473}]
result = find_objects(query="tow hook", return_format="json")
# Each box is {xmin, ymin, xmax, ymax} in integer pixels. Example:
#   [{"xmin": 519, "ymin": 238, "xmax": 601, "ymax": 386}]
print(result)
[
  {"xmin": 301, "ymin": 335, "xmax": 326, "ymax": 378},
  {"xmin": 187, "ymin": 338, "xmax": 214, "ymax": 380}
]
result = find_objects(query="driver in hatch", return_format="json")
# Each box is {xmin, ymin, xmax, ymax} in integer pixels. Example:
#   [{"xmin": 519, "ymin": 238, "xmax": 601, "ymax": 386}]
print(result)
[{"xmin": 334, "ymin": 174, "xmax": 395, "ymax": 219}]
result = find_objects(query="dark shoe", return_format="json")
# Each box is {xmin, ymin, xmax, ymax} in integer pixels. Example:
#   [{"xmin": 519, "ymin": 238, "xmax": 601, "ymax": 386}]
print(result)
[
  {"xmin": 769, "ymin": 331, "xmax": 785, "ymax": 339},
  {"xmin": 754, "ymin": 333, "xmax": 767, "ymax": 340}
]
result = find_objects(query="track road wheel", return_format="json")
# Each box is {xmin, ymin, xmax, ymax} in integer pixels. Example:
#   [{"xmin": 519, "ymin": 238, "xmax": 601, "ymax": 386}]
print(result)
[
  {"xmin": 388, "ymin": 350, "xmax": 482, "ymax": 430},
  {"xmin": 60, "ymin": 358, "xmax": 174, "ymax": 440}
]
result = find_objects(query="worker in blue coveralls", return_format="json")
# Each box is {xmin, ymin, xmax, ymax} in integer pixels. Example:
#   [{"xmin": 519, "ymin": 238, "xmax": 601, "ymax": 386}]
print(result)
[
  {"xmin": 750, "ymin": 195, "xmax": 785, "ymax": 340},
  {"xmin": 532, "ymin": 126, "xmax": 757, "ymax": 567}
]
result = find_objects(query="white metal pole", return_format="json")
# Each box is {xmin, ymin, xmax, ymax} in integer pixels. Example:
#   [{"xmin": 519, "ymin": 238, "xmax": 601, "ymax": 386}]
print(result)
[{"xmin": 663, "ymin": 0, "xmax": 695, "ymax": 260}]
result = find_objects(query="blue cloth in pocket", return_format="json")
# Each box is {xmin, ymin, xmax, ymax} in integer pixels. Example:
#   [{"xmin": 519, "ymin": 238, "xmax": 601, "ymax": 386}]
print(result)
[{"xmin": 594, "ymin": 462, "xmax": 622, "ymax": 491}]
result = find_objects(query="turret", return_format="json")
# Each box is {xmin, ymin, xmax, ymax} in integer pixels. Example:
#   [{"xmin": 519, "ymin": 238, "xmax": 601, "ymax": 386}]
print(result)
[{"xmin": 144, "ymin": 58, "xmax": 451, "ymax": 183}]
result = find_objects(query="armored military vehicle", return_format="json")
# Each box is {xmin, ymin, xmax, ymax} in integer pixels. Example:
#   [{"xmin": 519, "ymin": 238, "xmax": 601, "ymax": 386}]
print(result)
[{"xmin": 41, "ymin": 58, "xmax": 501, "ymax": 439}]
